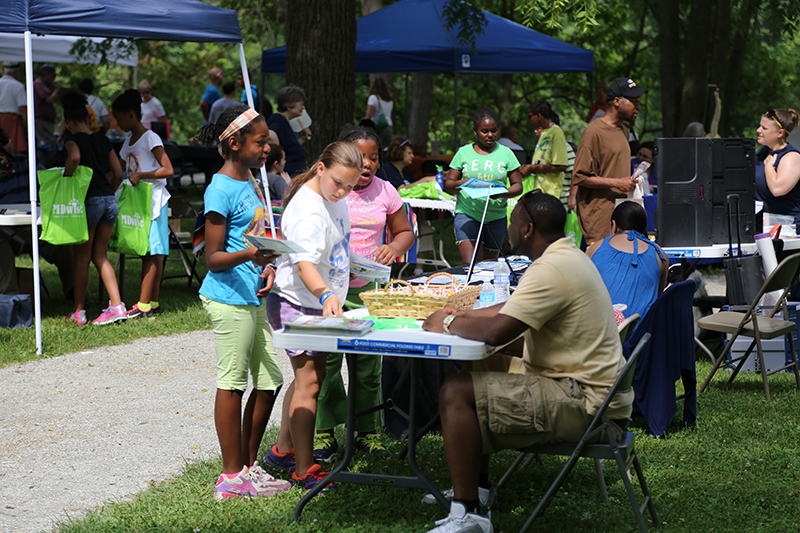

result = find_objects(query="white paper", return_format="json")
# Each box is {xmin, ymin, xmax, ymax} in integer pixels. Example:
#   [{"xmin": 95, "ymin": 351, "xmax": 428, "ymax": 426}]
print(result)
[
  {"xmin": 244, "ymin": 234, "xmax": 309, "ymax": 254},
  {"xmin": 350, "ymin": 252, "xmax": 391, "ymax": 283}
]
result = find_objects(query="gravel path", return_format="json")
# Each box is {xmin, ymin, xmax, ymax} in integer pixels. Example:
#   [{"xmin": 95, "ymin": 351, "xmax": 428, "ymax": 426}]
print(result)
[{"xmin": 0, "ymin": 331, "xmax": 294, "ymax": 533}]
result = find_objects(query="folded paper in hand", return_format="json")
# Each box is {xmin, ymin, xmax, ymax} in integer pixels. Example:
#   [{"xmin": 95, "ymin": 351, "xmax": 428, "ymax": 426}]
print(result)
[
  {"xmin": 244, "ymin": 234, "xmax": 309, "ymax": 254},
  {"xmin": 350, "ymin": 252, "xmax": 391, "ymax": 283}
]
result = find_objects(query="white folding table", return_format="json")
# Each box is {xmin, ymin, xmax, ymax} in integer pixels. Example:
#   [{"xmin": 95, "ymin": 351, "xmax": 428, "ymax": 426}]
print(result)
[
  {"xmin": 272, "ymin": 326, "xmax": 489, "ymax": 521},
  {"xmin": 402, "ymin": 197, "xmax": 456, "ymax": 274}
]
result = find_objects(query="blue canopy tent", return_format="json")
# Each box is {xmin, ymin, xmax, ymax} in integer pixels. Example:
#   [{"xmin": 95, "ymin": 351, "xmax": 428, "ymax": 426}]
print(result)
[
  {"xmin": 261, "ymin": 0, "xmax": 594, "ymax": 74},
  {"xmin": 262, "ymin": 0, "xmax": 593, "ymax": 151},
  {"xmin": 1, "ymin": 0, "xmax": 268, "ymax": 354}
]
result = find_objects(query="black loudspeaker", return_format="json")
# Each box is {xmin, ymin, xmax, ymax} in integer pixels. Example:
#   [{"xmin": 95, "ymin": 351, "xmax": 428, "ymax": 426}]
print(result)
[{"xmin": 655, "ymin": 138, "xmax": 756, "ymax": 247}]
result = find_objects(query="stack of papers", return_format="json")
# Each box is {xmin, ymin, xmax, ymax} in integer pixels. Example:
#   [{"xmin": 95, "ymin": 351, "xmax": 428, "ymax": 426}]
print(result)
[{"xmin": 284, "ymin": 315, "xmax": 374, "ymax": 336}]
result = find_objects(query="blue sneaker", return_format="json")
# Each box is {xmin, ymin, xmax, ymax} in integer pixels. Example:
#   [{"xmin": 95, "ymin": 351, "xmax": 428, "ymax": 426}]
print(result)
[
  {"xmin": 291, "ymin": 463, "xmax": 338, "ymax": 491},
  {"xmin": 313, "ymin": 433, "xmax": 341, "ymax": 463},
  {"xmin": 263, "ymin": 444, "xmax": 296, "ymax": 473}
]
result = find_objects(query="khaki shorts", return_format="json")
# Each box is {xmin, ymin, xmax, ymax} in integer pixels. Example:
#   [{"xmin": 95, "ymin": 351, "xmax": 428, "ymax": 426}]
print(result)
[{"xmin": 472, "ymin": 372, "xmax": 591, "ymax": 455}]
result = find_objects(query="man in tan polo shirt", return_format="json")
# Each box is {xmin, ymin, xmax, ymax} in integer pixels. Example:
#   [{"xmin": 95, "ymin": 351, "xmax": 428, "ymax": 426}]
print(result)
[
  {"xmin": 421, "ymin": 192, "xmax": 632, "ymax": 533},
  {"xmin": 572, "ymin": 77, "xmax": 646, "ymax": 245}
]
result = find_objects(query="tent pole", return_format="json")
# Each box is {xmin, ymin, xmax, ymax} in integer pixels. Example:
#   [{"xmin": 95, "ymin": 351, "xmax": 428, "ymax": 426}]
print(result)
[
  {"xmin": 24, "ymin": 31, "xmax": 42, "ymax": 355},
  {"xmin": 238, "ymin": 43, "xmax": 276, "ymax": 238},
  {"xmin": 453, "ymin": 74, "xmax": 458, "ymax": 153}
]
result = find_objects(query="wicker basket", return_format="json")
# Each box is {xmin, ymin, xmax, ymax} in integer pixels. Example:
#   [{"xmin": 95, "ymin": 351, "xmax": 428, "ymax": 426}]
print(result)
[{"xmin": 361, "ymin": 272, "xmax": 482, "ymax": 319}]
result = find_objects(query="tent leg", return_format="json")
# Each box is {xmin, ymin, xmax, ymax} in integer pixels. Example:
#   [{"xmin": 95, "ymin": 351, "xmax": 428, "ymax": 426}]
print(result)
[{"xmin": 24, "ymin": 31, "xmax": 42, "ymax": 355}]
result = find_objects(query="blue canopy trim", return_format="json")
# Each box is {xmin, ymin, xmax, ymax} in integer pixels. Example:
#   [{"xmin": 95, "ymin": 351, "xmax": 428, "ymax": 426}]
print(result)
[
  {"xmin": 262, "ymin": 0, "xmax": 592, "ymax": 74},
  {"xmin": 4, "ymin": 0, "xmax": 242, "ymax": 43}
]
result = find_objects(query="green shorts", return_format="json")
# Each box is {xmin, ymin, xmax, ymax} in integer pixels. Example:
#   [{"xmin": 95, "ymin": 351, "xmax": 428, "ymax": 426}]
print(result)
[
  {"xmin": 201, "ymin": 295, "xmax": 284, "ymax": 392},
  {"xmin": 471, "ymin": 372, "xmax": 591, "ymax": 455}
]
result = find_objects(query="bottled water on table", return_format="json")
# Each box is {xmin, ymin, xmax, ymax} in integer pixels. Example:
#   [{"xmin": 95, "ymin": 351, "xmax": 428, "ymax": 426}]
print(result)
[
  {"xmin": 477, "ymin": 281, "xmax": 495, "ymax": 308},
  {"xmin": 493, "ymin": 260, "xmax": 511, "ymax": 303}
]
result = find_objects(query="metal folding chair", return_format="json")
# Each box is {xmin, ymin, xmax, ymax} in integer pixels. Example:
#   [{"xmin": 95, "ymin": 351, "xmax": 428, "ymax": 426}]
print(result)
[
  {"xmin": 698, "ymin": 253, "xmax": 800, "ymax": 401},
  {"xmin": 490, "ymin": 333, "xmax": 660, "ymax": 533}
]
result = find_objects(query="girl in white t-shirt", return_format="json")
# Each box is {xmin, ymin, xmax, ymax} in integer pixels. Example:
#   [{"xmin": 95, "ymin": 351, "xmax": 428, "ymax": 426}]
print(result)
[
  {"xmin": 263, "ymin": 141, "xmax": 362, "ymax": 491},
  {"xmin": 112, "ymin": 89, "xmax": 173, "ymax": 319}
]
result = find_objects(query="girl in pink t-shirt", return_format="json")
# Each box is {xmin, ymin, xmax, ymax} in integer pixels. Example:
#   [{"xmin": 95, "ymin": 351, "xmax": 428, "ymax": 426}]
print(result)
[{"xmin": 313, "ymin": 126, "xmax": 413, "ymax": 460}]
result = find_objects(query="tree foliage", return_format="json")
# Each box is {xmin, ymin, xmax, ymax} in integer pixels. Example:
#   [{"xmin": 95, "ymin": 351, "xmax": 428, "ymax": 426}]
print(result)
[{"xmin": 48, "ymin": 0, "xmax": 800, "ymax": 154}]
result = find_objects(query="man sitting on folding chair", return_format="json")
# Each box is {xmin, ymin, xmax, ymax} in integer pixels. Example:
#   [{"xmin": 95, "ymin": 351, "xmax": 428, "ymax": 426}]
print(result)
[{"xmin": 422, "ymin": 192, "xmax": 633, "ymax": 533}]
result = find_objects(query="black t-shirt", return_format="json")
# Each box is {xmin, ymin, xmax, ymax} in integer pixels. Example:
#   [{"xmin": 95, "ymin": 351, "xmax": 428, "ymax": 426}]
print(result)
[
  {"xmin": 266, "ymin": 113, "xmax": 307, "ymax": 177},
  {"xmin": 64, "ymin": 132, "xmax": 115, "ymax": 198},
  {"xmin": 377, "ymin": 163, "xmax": 413, "ymax": 189}
]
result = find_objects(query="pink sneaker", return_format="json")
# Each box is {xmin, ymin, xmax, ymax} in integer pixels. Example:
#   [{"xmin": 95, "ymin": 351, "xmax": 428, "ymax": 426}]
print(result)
[
  {"xmin": 92, "ymin": 302, "xmax": 127, "ymax": 325},
  {"xmin": 68, "ymin": 310, "xmax": 87, "ymax": 325}
]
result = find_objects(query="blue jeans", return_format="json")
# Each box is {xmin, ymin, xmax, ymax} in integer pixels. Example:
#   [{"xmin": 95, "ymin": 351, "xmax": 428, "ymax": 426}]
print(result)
[
  {"xmin": 453, "ymin": 213, "xmax": 507, "ymax": 251},
  {"xmin": 85, "ymin": 195, "xmax": 118, "ymax": 228}
]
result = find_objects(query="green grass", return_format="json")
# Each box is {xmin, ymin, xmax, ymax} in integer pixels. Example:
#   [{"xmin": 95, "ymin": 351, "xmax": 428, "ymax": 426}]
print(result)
[
  {"xmin": 0, "ymin": 218, "xmax": 211, "ymax": 365},
  {"xmin": 50, "ymin": 363, "xmax": 800, "ymax": 532}
]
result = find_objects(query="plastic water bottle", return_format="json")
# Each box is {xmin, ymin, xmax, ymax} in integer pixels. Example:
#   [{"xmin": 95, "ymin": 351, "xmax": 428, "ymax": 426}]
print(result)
[
  {"xmin": 477, "ymin": 281, "xmax": 495, "ymax": 308},
  {"xmin": 493, "ymin": 260, "xmax": 511, "ymax": 304},
  {"xmin": 435, "ymin": 165, "xmax": 445, "ymax": 198}
]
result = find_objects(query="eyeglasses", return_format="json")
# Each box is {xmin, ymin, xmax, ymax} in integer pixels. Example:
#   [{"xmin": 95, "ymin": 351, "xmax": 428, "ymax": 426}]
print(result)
[
  {"xmin": 765, "ymin": 109, "xmax": 784, "ymax": 130},
  {"xmin": 517, "ymin": 189, "xmax": 541, "ymax": 223}
]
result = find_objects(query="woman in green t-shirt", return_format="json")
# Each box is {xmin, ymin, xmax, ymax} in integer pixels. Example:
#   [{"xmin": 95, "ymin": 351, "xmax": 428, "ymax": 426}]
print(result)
[{"xmin": 444, "ymin": 105, "xmax": 523, "ymax": 264}]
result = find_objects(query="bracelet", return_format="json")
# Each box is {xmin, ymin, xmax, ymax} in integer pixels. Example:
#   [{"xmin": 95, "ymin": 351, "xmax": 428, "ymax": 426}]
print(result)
[{"xmin": 319, "ymin": 290, "xmax": 335, "ymax": 305}]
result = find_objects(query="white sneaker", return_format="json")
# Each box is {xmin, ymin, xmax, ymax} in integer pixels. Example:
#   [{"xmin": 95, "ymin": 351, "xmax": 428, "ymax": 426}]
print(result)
[
  {"xmin": 422, "ymin": 486, "xmax": 490, "ymax": 506},
  {"xmin": 426, "ymin": 502, "xmax": 493, "ymax": 533}
]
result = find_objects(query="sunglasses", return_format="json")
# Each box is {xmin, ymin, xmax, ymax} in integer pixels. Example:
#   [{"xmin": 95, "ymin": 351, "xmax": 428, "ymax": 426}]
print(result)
[
  {"xmin": 517, "ymin": 189, "xmax": 542, "ymax": 223},
  {"xmin": 765, "ymin": 109, "xmax": 784, "ymax": 130}
]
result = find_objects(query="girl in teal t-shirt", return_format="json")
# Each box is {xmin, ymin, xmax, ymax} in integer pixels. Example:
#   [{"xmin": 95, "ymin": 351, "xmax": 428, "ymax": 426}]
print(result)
[{"xmin": 445, "ymin": 105, "xmax": 523, "ymax": 264}]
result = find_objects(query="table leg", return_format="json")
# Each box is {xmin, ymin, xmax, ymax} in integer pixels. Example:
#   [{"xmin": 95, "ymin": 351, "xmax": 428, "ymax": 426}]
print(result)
[{"xmin": 293, "ymin": 355, "xmax": 448, "ymax": 521}]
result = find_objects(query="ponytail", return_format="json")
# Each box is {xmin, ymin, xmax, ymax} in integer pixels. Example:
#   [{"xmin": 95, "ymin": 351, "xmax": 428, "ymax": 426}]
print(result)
[{"xmin": 283, "ymin": 141, "xmax": 363, "ymax": 206}]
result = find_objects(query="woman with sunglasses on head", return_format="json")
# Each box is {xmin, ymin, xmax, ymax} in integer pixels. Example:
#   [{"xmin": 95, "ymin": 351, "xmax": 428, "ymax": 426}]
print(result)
[
  {"xmin": 756, "ymin": 108, "xmax": 800, "ymax": 231},
  {"xmin": 379, "ymin": 137, "xmax": 415, "ymax": 189}
]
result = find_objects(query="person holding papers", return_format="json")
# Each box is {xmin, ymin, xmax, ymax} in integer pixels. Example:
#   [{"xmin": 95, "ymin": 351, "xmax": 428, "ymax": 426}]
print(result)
[
  {"xmin": 313, "ymin": 126, "xmax": 414, "ymax": 462},
  {"xmin": 445, "ymin": 105, "xmax": 523, "ymax": 264}
]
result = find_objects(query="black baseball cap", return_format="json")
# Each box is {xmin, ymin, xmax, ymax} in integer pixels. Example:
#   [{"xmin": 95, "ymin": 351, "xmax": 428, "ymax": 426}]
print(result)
[{"xmin": 607, "ymin": 77, "xmax": 647, "ymax": 100}]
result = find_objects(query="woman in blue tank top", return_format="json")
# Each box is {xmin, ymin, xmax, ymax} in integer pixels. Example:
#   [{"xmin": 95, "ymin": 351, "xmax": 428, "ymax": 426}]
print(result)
[
  {"xmin": 755, "ymin": 108, "xmax": 800, "ymax": 231},
  {"xmin": 586, "ymin": 201, "xmax": 668, "ymax": 322}
]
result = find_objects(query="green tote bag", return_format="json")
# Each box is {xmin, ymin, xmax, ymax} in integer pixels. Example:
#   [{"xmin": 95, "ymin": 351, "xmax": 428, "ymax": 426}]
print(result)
[
  {"xmin": 38, "ymin": 166, "xmax": 93, "ymax": 246},
  {"xmin": 113, "ymin": 180, "xmax": 152, "ymax": 256}
]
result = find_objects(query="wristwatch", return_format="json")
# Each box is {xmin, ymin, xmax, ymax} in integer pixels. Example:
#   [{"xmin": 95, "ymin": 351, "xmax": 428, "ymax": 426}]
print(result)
[{"xmin": 442, "ymin": 314, "xmax": 456, "ymax": 335}]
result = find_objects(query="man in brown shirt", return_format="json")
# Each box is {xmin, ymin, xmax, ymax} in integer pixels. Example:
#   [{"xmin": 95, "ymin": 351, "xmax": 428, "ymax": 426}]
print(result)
[{"xmin": 572, "ymin": 77, "xmax": 646, "ymax": 244}]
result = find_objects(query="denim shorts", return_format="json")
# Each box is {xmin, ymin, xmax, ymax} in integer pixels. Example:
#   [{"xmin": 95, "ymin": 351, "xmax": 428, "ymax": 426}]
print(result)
[
  {"xmin": 85, "ymin": 195, "xmax": 118, "ymax": 228},
  {"xmin": 453, "ymin": 212, "xmax": 507, "ymax": 251}
]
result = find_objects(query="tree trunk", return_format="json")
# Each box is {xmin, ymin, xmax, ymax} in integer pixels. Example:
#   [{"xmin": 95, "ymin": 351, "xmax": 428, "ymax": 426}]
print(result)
[
  {"xmin": 722, "ymin": 0, "xmax": 760, "ymax": 136},
  {"xmin": 498, "ymin": 74, "xmax": 514, "ymax": 130},
  {"xmin": 678, "ymin": 0, "xmax": 713, "ymax": 134},
  {"xmin": 655, "ymin": 0, "xmax": 682, "ymax": 136},
  {"xmin": 286, "ymin": 0, "xmax": 357, "ymax": 163},
  {"xmin": 408, "ymin": 72, "xmax": 433, "ymax": 151}
]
